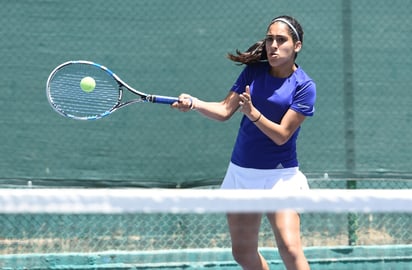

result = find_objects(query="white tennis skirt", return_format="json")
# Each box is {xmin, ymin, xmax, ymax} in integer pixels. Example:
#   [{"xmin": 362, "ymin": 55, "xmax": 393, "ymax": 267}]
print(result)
[{"xmin": 221, "ymin": 162, "xmax": 309, "ymax": 191}]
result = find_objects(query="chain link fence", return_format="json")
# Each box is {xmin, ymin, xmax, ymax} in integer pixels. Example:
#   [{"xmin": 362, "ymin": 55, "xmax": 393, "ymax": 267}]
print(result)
[
  {"xmin": 0, "ymin": 0, "xmax": 411, "ymax": 187},
  {"xmin": 1, "ymin": 210, "xmax": 411, "ymax": 255},
  {"xmin": 0, "ymin": 0, "xmax": 411, "ymax": 262}
]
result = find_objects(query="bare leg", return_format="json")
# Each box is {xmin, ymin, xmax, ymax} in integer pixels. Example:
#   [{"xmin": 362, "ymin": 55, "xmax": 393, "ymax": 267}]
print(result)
[
  {"xmin": 267, "ymin": 211, "xmax": 310, "ymax": 270},
  {"xmin": 227, "ymin": 213, "xmax": 269, "ymax": 270}
]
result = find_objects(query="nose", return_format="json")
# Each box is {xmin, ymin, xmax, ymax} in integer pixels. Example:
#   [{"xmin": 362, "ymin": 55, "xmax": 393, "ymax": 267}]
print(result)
[{"xmin": 267, "ymin": 39, "xmax": 278, "ymax": 49}]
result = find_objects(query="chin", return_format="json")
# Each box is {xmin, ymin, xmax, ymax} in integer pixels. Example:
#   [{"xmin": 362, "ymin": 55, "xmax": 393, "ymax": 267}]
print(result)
[{"xmin": 268, "ymin": 59, "xmax": 282, "ymax": 68}]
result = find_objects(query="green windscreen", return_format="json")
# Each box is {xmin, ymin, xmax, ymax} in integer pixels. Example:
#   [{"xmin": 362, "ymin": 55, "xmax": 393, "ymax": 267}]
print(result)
[{"xmin": 0, "ymin": 0, "xmax": 410, "ymax": 187}]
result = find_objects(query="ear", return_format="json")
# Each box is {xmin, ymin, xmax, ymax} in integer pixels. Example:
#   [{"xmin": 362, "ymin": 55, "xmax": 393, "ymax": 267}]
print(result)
[{"xmin": 294, "ymin": 41, "xmax": 302, "ymax": 53}]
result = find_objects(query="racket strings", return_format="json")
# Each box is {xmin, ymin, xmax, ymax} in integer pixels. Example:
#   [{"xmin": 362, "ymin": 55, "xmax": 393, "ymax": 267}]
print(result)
[{"xmin": 48, "ymin": 64, "xmax": 120, "ymax": 119}]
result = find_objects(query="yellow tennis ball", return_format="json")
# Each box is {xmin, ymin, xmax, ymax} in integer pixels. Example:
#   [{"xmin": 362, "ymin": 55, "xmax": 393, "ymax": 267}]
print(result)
[{"xmin": 80, "ymin": 76, "xmax": 96, "ymax": 92}]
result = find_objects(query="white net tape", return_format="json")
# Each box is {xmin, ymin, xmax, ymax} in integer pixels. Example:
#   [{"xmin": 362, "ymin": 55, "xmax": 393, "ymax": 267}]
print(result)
[{"xmin": 1, "ymin": 188, "xmax": 411, "ymax": 214}]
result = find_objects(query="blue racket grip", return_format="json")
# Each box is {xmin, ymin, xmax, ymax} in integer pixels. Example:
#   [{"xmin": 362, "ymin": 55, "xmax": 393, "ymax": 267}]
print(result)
[{"xmin": 150, "ymin": 95, "xmax": 179, "ymax": 104}]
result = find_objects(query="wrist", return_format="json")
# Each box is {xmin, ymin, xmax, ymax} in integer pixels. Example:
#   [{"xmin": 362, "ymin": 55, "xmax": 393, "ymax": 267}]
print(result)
[
  {"xmin": 190, "ymin": 97, "xmax": 198, "ymax": 110},
  {"xmin": 252, "ymin": 113, "xmax": 262, "ymax": 123}
]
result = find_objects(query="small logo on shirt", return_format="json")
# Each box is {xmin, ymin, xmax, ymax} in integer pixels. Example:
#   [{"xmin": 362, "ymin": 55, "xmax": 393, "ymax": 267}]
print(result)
[{"xmin": 297, "ymin": 103, "xmax": 310, "ymax": 109}]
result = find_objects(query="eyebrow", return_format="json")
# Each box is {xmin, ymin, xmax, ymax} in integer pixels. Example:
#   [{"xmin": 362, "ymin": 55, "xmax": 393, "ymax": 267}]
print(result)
[{"xmin": 265, "ymin": 34, "xmax": 288, "ymax": 38}]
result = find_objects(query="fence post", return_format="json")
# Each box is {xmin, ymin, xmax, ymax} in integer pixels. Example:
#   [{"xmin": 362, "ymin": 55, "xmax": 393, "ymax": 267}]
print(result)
[{"xmin": 342, "ymin": 0, "xmax": 358, "ymax": 246}]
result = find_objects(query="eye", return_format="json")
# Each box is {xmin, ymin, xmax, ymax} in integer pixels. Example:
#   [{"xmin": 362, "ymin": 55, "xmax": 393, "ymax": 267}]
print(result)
[
  {"xmin": 265, "ymin": 36, "xmax": 274, "ymax": 43},
  {"xmin": 265, "ymin": 35, "xmax": 288, "ymax": 44},
  {"xmin": 276, "ymin": 36, "xmax": 287, "ymax": 43}
]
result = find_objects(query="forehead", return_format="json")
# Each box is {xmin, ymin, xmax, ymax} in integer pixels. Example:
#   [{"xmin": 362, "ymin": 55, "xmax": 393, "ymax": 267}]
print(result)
[{"xmin": 266, "ymin": 22, "xmax": 291, "ymax": 36}]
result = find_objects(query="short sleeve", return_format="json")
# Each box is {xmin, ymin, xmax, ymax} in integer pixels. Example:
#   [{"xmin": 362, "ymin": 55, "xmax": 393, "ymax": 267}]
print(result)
[
  {"xmin": 290, "ymin": 80, "xmax": 316, "ymax": 116},
  {"xmin": 231, "ymin": 63, "xmax": 266, "ymax": 94},
  {"xmin": 231, "ymin": 66, "xmax": 251, "ymax": 94}
]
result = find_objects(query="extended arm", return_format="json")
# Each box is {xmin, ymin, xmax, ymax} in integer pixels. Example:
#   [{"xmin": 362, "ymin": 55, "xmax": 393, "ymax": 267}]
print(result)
[
  {"xmin": 173, "ymin": 91, "xmax": 240, "ymax": 122},
  {"xmin": 172, "ymin": 85, "xmax": 306, "ymax": 145}
]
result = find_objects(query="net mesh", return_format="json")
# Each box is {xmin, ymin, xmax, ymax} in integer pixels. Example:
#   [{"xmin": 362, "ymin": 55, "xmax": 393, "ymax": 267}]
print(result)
[{"xmin": 1, "ymin": 188, "xmax": 411, "ymax": 269}]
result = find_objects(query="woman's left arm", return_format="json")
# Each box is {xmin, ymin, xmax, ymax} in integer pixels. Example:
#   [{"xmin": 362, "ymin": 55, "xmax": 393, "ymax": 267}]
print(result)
[
  {"xmin": 253, "ymin": 109, "xmax": 306, "ymax": 145},
  {"xmin": 239, "ymin": 86, "xmax": 306, "ymax": 146}
]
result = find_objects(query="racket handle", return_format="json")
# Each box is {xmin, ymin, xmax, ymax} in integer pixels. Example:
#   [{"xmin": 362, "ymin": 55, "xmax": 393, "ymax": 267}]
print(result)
[{"xmin": 148, "ymin": 95, "xmax": 179, "ymax": 104}]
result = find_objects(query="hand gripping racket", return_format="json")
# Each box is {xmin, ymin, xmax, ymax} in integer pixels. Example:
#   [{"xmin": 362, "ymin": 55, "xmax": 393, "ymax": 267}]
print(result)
[{"xmin": 46, "ymin": 60, "xmax": 179, "ymax": 120}]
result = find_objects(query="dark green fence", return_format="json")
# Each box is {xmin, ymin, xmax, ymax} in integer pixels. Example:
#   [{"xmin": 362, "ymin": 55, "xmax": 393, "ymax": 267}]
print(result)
[{"xmin": 0, "ymin": 0, "xmax": 411, "ymax": 187}]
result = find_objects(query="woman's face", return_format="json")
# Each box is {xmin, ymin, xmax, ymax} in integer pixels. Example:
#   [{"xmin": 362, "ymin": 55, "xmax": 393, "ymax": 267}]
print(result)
[{"xmin": 265, "ymin": 22, "xmax": 301, "ymax": 70}]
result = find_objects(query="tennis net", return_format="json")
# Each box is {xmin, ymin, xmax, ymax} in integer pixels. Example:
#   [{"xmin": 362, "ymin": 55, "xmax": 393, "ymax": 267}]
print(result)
[{"xmin": 0, "ymin": 188, "xmax": 411, "ymax": 269}]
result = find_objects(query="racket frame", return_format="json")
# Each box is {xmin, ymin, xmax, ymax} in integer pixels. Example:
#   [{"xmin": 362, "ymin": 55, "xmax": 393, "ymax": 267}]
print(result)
[{"xmin": 46, "ymin": 60, "xmax": 179, "ymax": 120}]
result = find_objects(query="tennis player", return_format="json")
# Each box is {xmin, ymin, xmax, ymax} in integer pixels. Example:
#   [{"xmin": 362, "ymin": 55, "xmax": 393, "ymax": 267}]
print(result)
[{"xmin": 173, "ymin": 15, "xmax": 315, "ymax": 270}]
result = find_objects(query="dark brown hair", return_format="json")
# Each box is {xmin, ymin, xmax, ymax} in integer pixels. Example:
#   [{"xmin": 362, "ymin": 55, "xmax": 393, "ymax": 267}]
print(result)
[{"xmin": 227, "ymin": 15, "xmax": 304, "ymax": 64}]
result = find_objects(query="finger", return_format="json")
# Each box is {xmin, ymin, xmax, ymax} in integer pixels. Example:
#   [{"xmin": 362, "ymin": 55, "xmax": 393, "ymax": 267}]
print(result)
[
  {"xmin": 240, "ymin": 86, "xmax": 251, "ymax": 102},
  {"xmin": 245, "ymin": 85, "xmax": 250, "ymax": 95},
  {"xmin": 171, "ymin": 100, "xmax": 180, "ymax": 108},
  {"xmin": 239, "ymin": 93, "xmax": 249, "ymax": 102}
]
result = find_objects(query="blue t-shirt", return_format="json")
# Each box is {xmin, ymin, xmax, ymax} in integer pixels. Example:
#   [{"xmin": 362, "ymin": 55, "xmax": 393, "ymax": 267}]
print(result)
[{"xmin": 230, "ymin": 62, "xmax": 316, "ymax": 169}]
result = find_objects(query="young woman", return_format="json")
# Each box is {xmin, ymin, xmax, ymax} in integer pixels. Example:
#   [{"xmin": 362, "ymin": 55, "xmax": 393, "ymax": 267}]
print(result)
[{"xmin": 173, "ymin": 15, "xmax": 315, "ymax": 270}]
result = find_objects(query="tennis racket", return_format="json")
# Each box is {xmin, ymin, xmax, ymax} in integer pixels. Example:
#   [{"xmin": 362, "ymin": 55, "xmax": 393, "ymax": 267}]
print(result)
[{"xmin": 46, "ymin": 60, "xmax": 179, "ymax": 120}]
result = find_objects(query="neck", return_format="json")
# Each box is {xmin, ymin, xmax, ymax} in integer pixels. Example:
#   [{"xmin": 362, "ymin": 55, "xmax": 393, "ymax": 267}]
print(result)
[{"xmin": 269, "ymin": 62, "xmax": 297, "ymax": 78}]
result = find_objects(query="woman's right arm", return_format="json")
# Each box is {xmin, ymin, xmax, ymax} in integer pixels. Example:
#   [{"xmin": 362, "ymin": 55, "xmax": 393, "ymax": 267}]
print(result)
[{"xmin": 173, "ymin": 91, "xmax": 240, "ymax": 122}]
